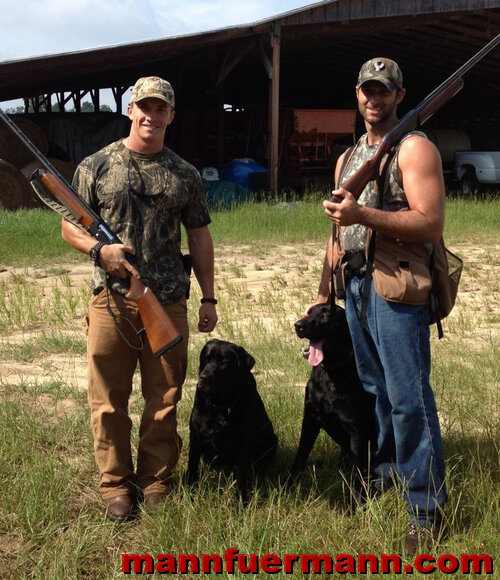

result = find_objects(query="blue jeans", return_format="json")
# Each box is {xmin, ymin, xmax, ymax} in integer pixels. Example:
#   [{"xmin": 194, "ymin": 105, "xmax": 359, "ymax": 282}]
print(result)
[{"xmin": 345, "ymin": 275, "xmax": 447, "ymax": 526}]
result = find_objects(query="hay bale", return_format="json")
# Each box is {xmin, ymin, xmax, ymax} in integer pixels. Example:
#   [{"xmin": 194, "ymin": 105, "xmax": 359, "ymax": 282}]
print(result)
[
  {"xmin": 423, "ymin": 128, "xmax": 471, "ymax": 165},
  {"xmin": 0, "ymin": 158, "xmax": 37, "ymax": 210},
  {"xmin": 21, "ymin": 157, "xmax": 77, "ymax": 185},
  {"xmin": 0, "ymin": 116, "xmax": 49, "ymax": 169}
]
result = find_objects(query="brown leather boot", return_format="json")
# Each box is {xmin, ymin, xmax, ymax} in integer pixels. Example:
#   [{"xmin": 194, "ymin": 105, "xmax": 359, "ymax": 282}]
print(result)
[
  {"xmin": 144, "ymin": 492, "xmax": 167, "ymax": 510},
  {"xmin": 105, "ymin": 495, "xmax": 134, "ymax": 522}
]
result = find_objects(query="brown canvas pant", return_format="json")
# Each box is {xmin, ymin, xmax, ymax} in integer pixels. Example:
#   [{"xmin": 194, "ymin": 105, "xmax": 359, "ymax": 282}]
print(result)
[{"xmin": 86, "ymin": 288, "xmax": 189, "ymax": 500}]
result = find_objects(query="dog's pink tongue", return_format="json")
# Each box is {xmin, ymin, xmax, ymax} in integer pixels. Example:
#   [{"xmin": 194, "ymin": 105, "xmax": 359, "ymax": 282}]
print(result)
[{"xmin": 308, "ymin": 341, "xmax": 324, "ymax": 366}]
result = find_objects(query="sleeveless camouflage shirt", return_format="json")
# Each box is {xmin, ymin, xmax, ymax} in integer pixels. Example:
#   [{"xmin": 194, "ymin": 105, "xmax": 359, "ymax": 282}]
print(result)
[
  {"xmin": 72, "ymin": 140, "xmax": 211, "ymax": 304},
  {"xmin": 339, "ymin": 132, "xmax": 425, "ymax": 251}
]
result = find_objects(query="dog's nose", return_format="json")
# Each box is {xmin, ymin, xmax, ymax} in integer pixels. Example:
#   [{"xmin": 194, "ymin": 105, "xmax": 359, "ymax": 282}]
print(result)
[{"xmin": 295, "ymin": 320, "xmax": 306, "ymax": 337}]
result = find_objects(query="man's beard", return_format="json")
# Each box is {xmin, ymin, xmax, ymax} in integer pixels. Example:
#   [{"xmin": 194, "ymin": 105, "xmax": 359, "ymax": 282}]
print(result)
[{"xmin": 359, "ymin": 103, "xmax": 396, "ymax": 126}]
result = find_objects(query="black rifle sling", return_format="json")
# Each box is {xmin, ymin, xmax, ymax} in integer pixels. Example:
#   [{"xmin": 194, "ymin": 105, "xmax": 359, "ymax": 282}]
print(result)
[
  {"xmin": 330, "ymin": 145, "xmax": 356, "ymax": 305},
  {"xmin": 428, "ymin": 248, "xmax": 444, "ymax": 339}
]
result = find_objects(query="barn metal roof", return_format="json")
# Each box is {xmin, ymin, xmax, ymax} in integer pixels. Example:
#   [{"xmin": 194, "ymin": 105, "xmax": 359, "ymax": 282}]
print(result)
[
  {"xmin": 1, "ymin": 1, "xmax": 499, "ymax": 116},
  {"xmin": 1, "ymin": 0, "xmax": 500, "ymax": 177}
]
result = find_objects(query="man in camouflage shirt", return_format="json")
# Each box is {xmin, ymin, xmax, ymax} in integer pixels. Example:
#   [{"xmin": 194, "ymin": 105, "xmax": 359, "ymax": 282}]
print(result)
[
  {"xmin": 312, "ymin": 59, "xmax": 447, "ymax": 554},
  {"xmin": 62, "ymin": 76, "xmax": 218, "ymax": 521}
]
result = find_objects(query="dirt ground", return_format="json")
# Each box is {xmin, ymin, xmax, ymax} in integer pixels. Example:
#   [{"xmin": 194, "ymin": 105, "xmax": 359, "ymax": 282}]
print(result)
[{"xmin": 0, "ymin": 240, "xmax": 499, "ymax": 392}]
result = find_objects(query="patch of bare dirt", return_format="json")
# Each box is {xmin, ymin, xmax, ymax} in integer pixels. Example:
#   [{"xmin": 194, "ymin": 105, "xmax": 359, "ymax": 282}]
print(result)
[{"xmin": 0, "ymin": 241, "xmax": 498, "ymax": 393}]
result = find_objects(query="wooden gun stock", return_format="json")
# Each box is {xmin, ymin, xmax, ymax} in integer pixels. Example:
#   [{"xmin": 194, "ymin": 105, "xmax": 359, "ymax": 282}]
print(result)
[
  {"xmin": 38, "ymin": 171, "xmax": 99, "ymax": 231},
  {"xmin": 0, "ymin": 106, "xmax": 183, "ymax": 357},
  {"xmin": 340, "ymin": 142, "xmax": 391, "ymax": 199},
  {"xmin": 128, "ymin": 279, "xmax": 183, "ymax": 357}
]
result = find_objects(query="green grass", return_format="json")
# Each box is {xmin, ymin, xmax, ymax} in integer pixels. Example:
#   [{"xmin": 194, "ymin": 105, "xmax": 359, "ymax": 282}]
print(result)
[
  {"xmin": 209, "ymin": 197, "xmax": 332, "ymax": 244},
  {"xmin": 0, "ymin": 208, "xmax": 76, "ymax": 267},
  {"xmin": 1, "ymin": 197, "xmax": 498, "ymax": 269},
  {"xmin": 0, "ymin": 199, "xmax": 499, "ymax": 578},
  {"xmin": 443, "ymin": 197, "xmax": 500, "ymax": 243}
]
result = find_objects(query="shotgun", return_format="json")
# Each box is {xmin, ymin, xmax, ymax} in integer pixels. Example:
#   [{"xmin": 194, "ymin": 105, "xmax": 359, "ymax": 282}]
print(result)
[
  {"xmin": 0, "ymin": 108, "xmax": 183, "ymax": 358},
  {"xmin": 337, "ymin": 33, "xmax": 500, "ymax": 199}
]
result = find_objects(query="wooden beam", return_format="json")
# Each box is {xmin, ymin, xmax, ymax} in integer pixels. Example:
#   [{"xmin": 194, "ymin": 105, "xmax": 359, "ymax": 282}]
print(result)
[
  {"xmin": 112, "ymin": 86, "xmax": 128, "ymax": 114},
  {"xmin": 269, "ymin": 23, "xmax": 281, "ymax": 196},
  {"xmin": 55, "ymin": 91, "xmax": 73, "ymax": 112},
  {"xmin": 216, "ymin": 84, "xmax": 225, "ymax": 164},
  {"xmin": 215, "ymin": 39, "xmax": 255, "ymax": 87},
  {"xmin": 258, "ymin": 37, "xmax": 273, "ymax": 79}
]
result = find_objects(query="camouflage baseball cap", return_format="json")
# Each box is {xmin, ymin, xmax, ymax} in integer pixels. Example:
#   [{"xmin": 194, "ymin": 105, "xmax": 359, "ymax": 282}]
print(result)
[
  {"xmin": 130, "ymin": 76, "xmax": 175, "ymax": 108},
  {"xmin": 356, "ymin": 58, "xmax": 403, "ymax": 91}
]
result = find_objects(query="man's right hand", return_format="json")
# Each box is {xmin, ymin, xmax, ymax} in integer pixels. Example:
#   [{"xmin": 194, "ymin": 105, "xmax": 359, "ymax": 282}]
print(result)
[
  {"xmin": 302, "ymin": 298, "xmax": 329, "ymax": 318},
  {"xmin": 99, "ymin": 244, "xmax": 141, "ymax": 280}
]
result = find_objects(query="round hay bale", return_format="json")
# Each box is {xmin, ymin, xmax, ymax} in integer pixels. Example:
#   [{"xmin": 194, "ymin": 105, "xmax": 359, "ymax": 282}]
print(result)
[
  {"xmin": 0, "ymin": 116, "xmax": 49, "ymax": 169},
  {"xmin": 21, "ymin": 157, "xmax": 77, "ymax": 185},
  {"xmin": 0, "ymin": 158, "xmax": 36, "ymax": 210},
  {"xmin": 423, "ymin": 128, "xmax": 471, "ymax": 164}
]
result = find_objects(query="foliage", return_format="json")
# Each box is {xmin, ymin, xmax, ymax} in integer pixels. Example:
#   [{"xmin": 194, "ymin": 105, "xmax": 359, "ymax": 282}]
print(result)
[{"xmin": 0, "ymin": 198, "xmax": 498, "ymax": 578}]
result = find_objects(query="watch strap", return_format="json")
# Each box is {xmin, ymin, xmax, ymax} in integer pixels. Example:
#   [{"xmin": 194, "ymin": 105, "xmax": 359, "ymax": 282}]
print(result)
[
  {"xmin": 200, "ymin": 297, "xmax": 217, "ymax": 305},
  {"xmin": 89, "ymin": 241, "xmax": 105, "ymax": 265}
]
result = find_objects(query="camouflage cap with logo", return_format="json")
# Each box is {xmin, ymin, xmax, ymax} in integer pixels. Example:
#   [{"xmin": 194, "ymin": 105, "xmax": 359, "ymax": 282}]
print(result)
[
  {"xmin": 130, "ymin": 76, "xmax": 175, "ymax": 108},
  {"xmin": 356, "ymin": 58, "xmax": 403, "ymax": 91}
]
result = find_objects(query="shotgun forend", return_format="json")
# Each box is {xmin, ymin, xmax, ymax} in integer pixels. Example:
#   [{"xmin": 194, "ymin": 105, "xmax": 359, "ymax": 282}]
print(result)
[
  {"xmin": 0, "ymin": 108, "xmax": 183, "ymax": 357},
  {"xmin": 334, "ymin": 33, "xmax": 500, "ymax": 201}
]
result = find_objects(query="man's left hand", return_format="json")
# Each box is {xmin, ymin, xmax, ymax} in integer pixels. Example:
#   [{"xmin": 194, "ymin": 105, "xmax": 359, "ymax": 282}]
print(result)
[{"xmin": 198, "ymin": 303, "xmax": 218, "ymax": 332}]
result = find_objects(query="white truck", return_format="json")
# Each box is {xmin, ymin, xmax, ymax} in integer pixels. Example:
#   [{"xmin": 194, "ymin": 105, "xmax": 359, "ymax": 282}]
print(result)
[{"xmin": 453, "ymin": 150, "xmax": 500, "ymax": 195}]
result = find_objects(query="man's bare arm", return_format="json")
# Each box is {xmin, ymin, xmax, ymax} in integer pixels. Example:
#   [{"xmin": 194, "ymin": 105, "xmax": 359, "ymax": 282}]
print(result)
[{"xmin": 323, "ymin": 135, "xmax": 445, "ymax": 243}]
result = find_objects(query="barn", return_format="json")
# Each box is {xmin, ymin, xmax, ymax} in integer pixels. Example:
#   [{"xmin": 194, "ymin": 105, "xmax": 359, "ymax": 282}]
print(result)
[{"xmin": 0, "ymin": 0, "xmax": 499, "ymax": 205}]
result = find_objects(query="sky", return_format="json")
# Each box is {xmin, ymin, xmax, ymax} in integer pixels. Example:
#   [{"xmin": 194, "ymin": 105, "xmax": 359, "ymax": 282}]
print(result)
[
  {"xmin": 1, "ymin": 0, "xmax": 313, "ymax": 60},
  {"xmin": 0, "ymin": 0, "xmax": 314, "ymax": 109}
]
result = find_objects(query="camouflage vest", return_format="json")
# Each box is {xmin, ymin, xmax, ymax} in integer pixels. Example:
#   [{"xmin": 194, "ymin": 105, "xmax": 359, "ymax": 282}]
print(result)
[
  {"xmin": 339, "ymin": 132, "xmax": 425, "ymax": 252},
  {"xmin": 73, "ymin": 140, "xmax": 210, "ymax": 304}
]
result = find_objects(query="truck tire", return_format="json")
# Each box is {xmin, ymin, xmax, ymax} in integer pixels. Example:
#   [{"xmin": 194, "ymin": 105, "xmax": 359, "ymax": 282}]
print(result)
[{"xmin": 460, "ymin": 168, "xmax": 480, "ymax": 196}]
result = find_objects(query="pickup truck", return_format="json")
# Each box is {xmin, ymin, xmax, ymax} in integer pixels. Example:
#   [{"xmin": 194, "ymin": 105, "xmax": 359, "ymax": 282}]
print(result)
[{"xmin": 453, "ymin": 151, "xmax": 500, "ymax": 195}]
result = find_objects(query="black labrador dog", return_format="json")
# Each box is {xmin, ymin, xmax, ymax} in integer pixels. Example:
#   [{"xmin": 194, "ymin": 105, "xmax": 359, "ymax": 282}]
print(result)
[
  {"xmin": 186, "ymin": 338, "xmax": 278, "ymax": 504},
  {"xmin": 289, "ymin": 303, "xmax": 377, "ymax": 501}
]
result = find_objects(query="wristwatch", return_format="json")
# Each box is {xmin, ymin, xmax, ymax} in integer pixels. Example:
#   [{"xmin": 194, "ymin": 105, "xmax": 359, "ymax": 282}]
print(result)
[
  {"xmin": 200, "ymin": 297, "xmax": 218, "ymax": 305},
  {"xmin": 89, "ymin": 241, "xmax": 105, "ymax": 266}
]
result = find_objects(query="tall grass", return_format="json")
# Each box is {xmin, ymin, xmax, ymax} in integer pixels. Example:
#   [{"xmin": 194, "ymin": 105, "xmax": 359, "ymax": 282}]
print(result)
[
  {"xmin": 443, "ymin": 197, "xmax": 500, "ymax": 243},
  {"xmin": 3, "ymin": 196, "xmax": 498, "ymax": 268},
  {"xmin": 0, "ymin": 199, "xmax": 499, "ymax": 579},
  {"xmin": 0, "ymin": 208, "xmax": 73, "ymax": 267}
]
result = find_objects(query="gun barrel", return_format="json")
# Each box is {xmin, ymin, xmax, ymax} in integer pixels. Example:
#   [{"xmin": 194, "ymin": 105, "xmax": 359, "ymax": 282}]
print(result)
[
  {"xmin": 423, "ymin": 33, "xmax": 500, "ymax": 105},
  {"xmin": 0, "ymin": 107, "xmax": 72, "ymax": 190},
  {"xmin": 0, "ymin": 107, "xmax": 183, "ymax": 357}
]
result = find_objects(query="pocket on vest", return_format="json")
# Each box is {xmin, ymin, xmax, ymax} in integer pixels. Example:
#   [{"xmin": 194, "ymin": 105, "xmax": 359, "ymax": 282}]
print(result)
[{"xmin": 372, "ymin": 237, "xmax": 432, "ymax": 305}]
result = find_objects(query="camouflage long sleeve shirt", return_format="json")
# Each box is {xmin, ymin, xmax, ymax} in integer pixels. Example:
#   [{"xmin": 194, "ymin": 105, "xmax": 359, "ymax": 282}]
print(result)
[{"xmin": 72, "ymin": 139, "xmax": 210, "ymax": 304}]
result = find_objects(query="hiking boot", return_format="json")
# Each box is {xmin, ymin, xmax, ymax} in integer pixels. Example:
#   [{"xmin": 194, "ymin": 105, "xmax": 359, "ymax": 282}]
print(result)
[
  {"xmin": 404, "ymin": 523, "xmax": 438, "ymax": 555},
  {"xmin": 144, "ymin": 492, "xmax": 167, "ymax": 510},
  {"xmin": 105, "ymin": 494, "xmax": 134, "ymax": 522}
]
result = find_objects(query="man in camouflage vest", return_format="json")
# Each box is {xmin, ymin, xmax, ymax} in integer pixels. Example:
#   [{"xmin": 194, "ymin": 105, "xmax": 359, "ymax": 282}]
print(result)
[
  {"xmin": 313, "ymin": 59, "xmax": 447, "ymax": 554},
  {"xmin": 62, "ymin": 76, "xmax": 218, "ymax": 521}
]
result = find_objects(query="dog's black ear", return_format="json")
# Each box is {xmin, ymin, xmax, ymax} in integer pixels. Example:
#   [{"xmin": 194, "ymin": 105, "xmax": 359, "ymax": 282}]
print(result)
[
  {"xmin": 237, "ymin": 346, "xmax": 255, "ymax": 371},
  {"xmin": 199, "ymin": 341, "xmax": 211, "ymax": 372},
  {"xmin": 198, "ymin": 347, "xmax": 206, "ymax": 374}
]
